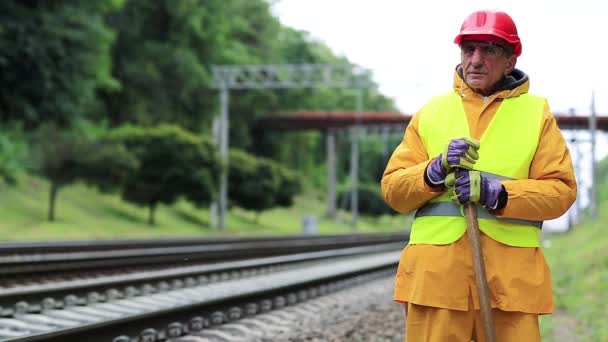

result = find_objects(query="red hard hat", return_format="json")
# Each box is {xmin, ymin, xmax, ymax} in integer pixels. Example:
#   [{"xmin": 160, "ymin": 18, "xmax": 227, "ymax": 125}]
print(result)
[{"xmin": 454, "ymin": 10, "xmax": 522, "ymax": 56}]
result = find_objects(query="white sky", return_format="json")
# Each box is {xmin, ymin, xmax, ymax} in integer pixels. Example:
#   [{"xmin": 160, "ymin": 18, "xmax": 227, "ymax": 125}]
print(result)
[
  {"xmin": 273, "ymin": 0, "xmax": 607, "ymax": 231},
  {"xmin": 272, "ymin": 0, "xmax": 607, "ymax": 115}
]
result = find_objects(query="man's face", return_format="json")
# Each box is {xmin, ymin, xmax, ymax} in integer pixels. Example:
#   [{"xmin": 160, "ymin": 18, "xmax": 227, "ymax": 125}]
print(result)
[{"xmin": 460, "ymin": 40, "xmax": 516, "ymax": 95}]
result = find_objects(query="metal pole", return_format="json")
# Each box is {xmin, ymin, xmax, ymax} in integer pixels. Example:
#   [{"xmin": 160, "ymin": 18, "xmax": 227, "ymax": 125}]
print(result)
[
  {"xmin": 218, "ymin": 87, "xmax": 230, "ymax": 231},
  {"xmin": 326, "ymin": 129, "xmax": 337, "ymax": 219},
  {"xmin": 590, "ymin": 91, "xmax": 597, "ymax": 220},
  {"xmin": 210, "ymin": 117, "xmax": 221, "ymax": 229},
  {"xmin": 350, "ymin": 89, "xmax": 364, "ymax": 229},
  {"xmin": 349, "ymin": 127, "xmax": 359, "ymax": 229}
]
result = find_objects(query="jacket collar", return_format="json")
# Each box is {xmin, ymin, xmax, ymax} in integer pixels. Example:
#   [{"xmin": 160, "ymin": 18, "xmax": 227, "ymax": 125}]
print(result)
[{"xmin": 454, "ymin": 65, "xmax": 530, "ymax": 99}]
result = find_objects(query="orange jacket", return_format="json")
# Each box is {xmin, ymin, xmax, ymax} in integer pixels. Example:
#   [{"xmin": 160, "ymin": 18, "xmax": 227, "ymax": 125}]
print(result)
[{"xmin": 383, "ymin": 67, "xmax": 577, "ymax": 313}]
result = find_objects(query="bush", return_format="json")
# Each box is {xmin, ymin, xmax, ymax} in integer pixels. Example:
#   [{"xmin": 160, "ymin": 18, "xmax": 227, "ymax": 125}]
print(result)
[
  {"xmin": 228, "ymin": 150, "xmax": 303, "ymax": 214},
  {"xmin": 228, "ymin": 149, "xmax": 278, "ymax": 214},
  {"xmin": 338, "ymin": 183, "xmax": 398, "ymax": 216},
  {"xmin": 273, "ymin": 166, "xmax": 302, "ymax": 207}
]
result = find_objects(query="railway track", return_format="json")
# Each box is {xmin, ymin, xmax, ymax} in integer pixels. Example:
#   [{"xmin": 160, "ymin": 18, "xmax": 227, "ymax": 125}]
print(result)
[
  {"xmin": 0, "ymin": 233, "xmax": 408, "ymax": 342},
  {"xmin": 0, "ymin": 233, "xmax": 406, "ymax": 275}
]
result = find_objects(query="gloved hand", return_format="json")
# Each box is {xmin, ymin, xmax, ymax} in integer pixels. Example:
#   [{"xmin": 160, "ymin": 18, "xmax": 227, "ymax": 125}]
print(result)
[
  {"xmin": 445, "ymin": 169, "xmax": 505, "ymax": 209},
  {"xmin": 425, "ymin": 137, "xmax": 480, "ymax": 186}
]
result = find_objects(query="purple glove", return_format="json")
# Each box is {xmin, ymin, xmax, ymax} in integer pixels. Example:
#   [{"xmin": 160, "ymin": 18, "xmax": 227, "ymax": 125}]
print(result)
[
  {"xmin": 426, "ymin": 156, "xmax": 448, "ymax": 186},
  {"xmin": 426, "ymin": 137, "xmax": 480, "ymax": 186},
  {"xmin": 441, "ymin": 137, "xmax": 480, "ymax": 170},
  {"xmin": 445, "ymin": 169, "xmax": 505, "ymax": 209}
]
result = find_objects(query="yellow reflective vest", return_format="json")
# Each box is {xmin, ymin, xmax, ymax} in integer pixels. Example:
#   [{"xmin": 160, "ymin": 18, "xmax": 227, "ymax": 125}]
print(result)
[{"xmin": 410, "ymin": 91, "xmax": 546, "ymax": 247}]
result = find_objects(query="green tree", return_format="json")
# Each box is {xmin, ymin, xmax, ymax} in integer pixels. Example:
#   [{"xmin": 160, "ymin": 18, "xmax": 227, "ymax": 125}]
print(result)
[
  {"xmin": 100, "ymin": 0, "xmax": 285, "ymax": 131},
  {"xmin": 0, "ymin": 0, "xmax": 122, "ymax": 127},
  {"xmin": 228, "ymin": 149, "xmax": 280, "ymax": 220},
  {"xmin": 32, "ymin": 124, "xmax": 136, "ymax": 221},
  {"xmin": 101, "ymin": 0, "xmax": 211, "ymax": 129},
  {"xmin": 32, "ymin": 124, "xmax": 87, "ymax": 221},
  {"xmin": 108, "ymin": 124, "xmax": 222, "ymax": 225}
]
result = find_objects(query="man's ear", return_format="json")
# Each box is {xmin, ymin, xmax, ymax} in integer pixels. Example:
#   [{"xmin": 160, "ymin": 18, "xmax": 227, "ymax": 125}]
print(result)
[{"xmin": 505, "ymin": 56, "xmax": 517, "ymax": 75}]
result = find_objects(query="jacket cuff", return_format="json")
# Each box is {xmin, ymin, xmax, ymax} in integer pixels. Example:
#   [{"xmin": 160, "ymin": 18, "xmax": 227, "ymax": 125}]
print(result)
[
  {"xmin": 494, "ymin": 185, "xmax": 508, "ymax": 210},
  {"xmin": 424, "ymin": 162, "xmax": 445, "ymax": 190}
]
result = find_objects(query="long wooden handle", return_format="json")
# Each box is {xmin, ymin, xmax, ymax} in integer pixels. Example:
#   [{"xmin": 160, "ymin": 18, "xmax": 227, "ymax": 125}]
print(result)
[{"xmin": 464, "ymin": 204, "xmax": 497, "ymax": 342}]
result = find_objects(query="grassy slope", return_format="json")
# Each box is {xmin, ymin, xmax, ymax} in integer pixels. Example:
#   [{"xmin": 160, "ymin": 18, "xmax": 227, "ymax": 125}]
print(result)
[
  {"xmin": 539, "ymin": 200, "xmax": 608, "ymax": 341},
  {"xmin": 0, "ymin": 176, "xmax": 409, "ymax": 241}
]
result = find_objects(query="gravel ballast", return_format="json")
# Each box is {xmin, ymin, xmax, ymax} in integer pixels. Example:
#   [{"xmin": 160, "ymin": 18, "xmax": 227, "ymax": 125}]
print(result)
[{"xmin": 178, "ymin": 275, "xmax": 406, "ymax": 341}]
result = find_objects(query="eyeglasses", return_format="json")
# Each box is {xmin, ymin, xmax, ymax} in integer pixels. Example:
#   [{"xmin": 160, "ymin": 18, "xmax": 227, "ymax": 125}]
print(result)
[{"xmin": 460, "ymin": 42, "xmax": 506, "ymax": 58}]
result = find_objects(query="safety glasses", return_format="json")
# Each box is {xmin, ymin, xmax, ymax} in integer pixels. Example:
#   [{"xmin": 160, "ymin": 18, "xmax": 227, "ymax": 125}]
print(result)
[{"xmin": 460, "ymin": 41, "xmax": 506, "ymax": 58}]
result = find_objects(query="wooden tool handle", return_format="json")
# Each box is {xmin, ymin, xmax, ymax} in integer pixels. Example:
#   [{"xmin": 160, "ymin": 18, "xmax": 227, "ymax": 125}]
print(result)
[{"xmin": 464, "ymin": 204, "xmax": 497, "ymax": 342}]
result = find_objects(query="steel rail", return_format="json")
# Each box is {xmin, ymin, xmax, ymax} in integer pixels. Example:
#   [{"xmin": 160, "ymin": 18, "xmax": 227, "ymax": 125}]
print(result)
[
  {"xmin": 0, "ymin": 233, "xmax": 407, "ymax": 275},
  {"xmin": 0, "ymin": 233, "xmax": 406, "ymax": 254}
]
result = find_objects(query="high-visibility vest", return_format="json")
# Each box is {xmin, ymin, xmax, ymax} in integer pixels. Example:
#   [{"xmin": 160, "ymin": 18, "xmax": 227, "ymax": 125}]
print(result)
[{"xmin": 411, "ymin": 91, "xmax": 546, "ymax": 247}]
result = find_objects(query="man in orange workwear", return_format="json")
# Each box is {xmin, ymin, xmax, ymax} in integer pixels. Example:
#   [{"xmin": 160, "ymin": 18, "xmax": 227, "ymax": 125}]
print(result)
[{"xmin": 381, "ymin": 9, "xmax": 577, "ymax": 341}]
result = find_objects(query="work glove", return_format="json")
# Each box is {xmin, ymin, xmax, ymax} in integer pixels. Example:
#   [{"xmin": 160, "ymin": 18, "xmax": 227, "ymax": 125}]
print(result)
[
  {"xmin": 425, "ymin": 137, "xmax": 480, "ymax": 186},
  {"xmin": 445, "ymin": 169, "xmax": 505, "ymax": 209}
]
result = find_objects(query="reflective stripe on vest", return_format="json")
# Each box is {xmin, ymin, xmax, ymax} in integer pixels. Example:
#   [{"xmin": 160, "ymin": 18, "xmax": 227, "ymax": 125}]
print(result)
[
  {"xmin": 410, "ymin": 91, "xmax": 546, "ymax": 247},
  {"xmin": 415, "ymin": 203, "xmax": 543, "ymax": 229},
  {"xmin": 414, "ymin": 171, "xmax": 543, "ymax": 229}
]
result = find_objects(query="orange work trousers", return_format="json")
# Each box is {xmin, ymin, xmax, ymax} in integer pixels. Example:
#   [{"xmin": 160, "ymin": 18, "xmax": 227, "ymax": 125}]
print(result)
[{"xmin": 404, "ymin": 302, "xmax": 541, "ymax": 342}]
